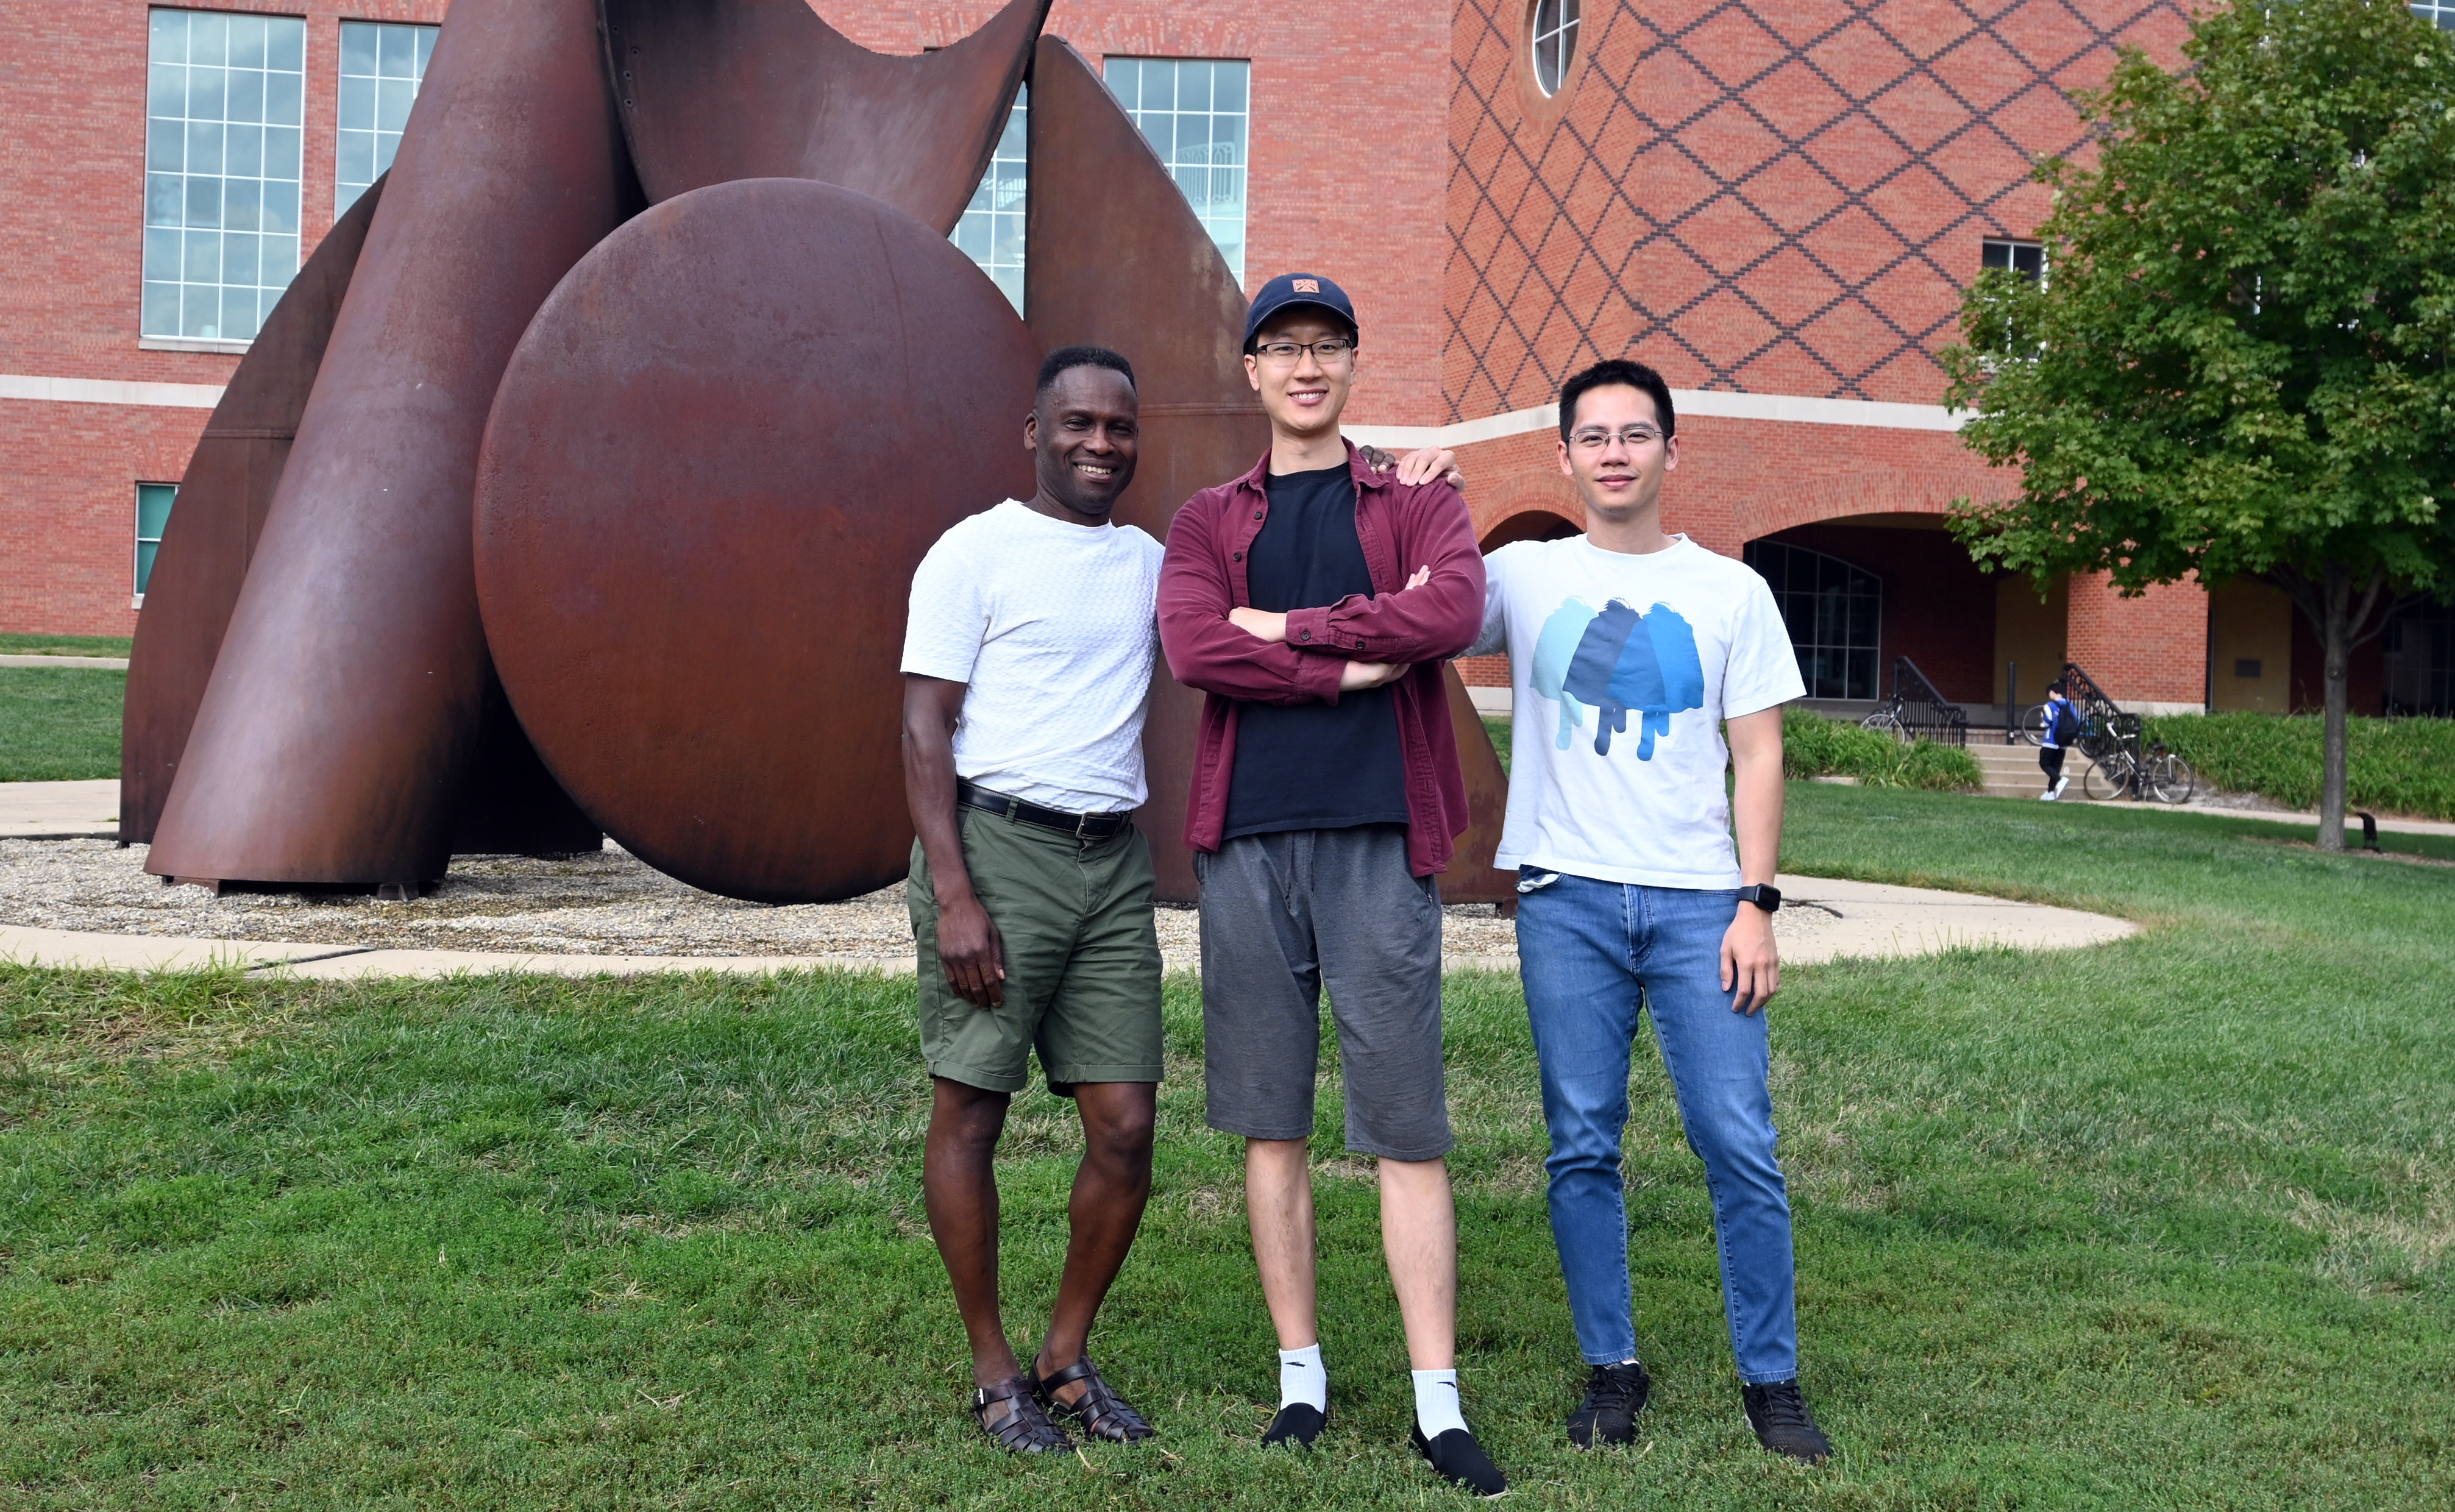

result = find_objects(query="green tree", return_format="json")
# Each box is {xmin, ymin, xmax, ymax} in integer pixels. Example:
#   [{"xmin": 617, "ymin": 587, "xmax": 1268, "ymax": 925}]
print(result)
[{"xmin": 1944, "ymin": 0, "xmax": 2455, "ymax": 848}]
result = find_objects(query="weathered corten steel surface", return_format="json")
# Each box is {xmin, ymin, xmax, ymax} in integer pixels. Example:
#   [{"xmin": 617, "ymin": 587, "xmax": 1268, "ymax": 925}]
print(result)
[
  {"xmin": 120, "ymin": 177, "xmax": 384, "ymax": 848},
  {"xmin": 1024, "ymin": 37, "xmax": 1260, "ymax": 904},
  {"xmin": 473, "ymin": 178, "xmax": 1039, "ymax": 903},
  {"xmin": 1026, "ymin": 38, "xmax": 1514, "ymax": 903},
  {"xmin": 600, "ymin": 0, "xmax": 1046, "ymax": 232},
  {"xmin": 146, "ymin": 0, "xmax": 636, "ymax": 887},
  {"xmin": 1438, "ymin": 664, "xmax": 1516, "ymax": 904}
]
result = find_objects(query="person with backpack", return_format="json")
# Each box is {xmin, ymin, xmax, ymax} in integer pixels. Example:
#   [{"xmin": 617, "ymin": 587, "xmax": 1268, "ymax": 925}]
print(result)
[{"xmin": 2039, "ymin": 681, "xmax": 2079, "ymax": 800}]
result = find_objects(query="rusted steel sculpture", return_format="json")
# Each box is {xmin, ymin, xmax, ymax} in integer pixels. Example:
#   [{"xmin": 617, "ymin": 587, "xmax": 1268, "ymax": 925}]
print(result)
[
  {"xmin": 601, "ymin": 0, "xmax": 1047, "ymax": 228},
  {"xmin": 146, "ymin": 0, "xmax": 633, "ymax": 887},
  {"xmin": 130, "ymin": 0, "xmax": 1514, "ymax": 907},
  {"xmin": 473, "ymin": 178, "xmax": 1039, "ymax": 901},
  {"xmin": 119, "ymin": 177, "xmax": 382, "ymax": 848}
]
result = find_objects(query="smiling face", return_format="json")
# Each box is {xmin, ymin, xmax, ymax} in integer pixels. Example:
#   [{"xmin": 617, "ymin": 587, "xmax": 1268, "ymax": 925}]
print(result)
[
  {"xmin": 1025, "ymin": 365, "xmax": 1139, "ymax": 521},
  {"xmin": 1557, "ymin": 381, "xmax": 1677, "ymax": 525},
  {"xmin": 1243, "ymin": 310, "xmax": 1357, "ymax": 442}
]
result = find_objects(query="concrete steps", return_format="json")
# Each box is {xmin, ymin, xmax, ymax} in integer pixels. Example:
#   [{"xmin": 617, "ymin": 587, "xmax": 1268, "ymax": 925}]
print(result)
[{"xmin": 1964, "ymin": 738, "xmax": 2089, "ymax": 801}]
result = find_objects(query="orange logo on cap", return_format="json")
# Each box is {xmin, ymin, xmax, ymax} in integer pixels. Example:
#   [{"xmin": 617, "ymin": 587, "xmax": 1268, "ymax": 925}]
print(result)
[{"xmin": 1292, "ymin": 278, "xmax": 1320, "ymax": 293}]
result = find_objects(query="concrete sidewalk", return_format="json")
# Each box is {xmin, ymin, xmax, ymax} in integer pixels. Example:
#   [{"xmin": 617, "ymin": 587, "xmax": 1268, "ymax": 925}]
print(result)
[
  {"xmin": 0, "ymin": 780, "xmax": 121, "ymax": 839},
  {"xmin": 0, "ymin": 654, "xmax": 128, "ymax": 670},
  {"xmin": 1, "ymin": 871, "xmax": 2136, "ymax": 980}
]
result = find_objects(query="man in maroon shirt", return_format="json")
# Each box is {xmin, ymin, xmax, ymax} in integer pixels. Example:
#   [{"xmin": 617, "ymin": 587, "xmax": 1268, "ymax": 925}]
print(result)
[{"xmin": 1157, "ymin": 274, "xmax": 1503, "ymax": 1496}]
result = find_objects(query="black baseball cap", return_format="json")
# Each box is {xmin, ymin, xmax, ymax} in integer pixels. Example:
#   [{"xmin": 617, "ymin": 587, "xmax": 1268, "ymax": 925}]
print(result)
[{"xmin": 1245, "ymin": 272, "xmax": 1359, "ymax": 350}]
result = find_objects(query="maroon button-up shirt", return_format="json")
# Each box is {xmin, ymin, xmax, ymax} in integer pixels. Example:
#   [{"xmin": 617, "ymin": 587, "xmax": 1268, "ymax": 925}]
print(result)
[{"xmin": 1157, "ymin": 441, "xmax": 1487, "ymax": 878}]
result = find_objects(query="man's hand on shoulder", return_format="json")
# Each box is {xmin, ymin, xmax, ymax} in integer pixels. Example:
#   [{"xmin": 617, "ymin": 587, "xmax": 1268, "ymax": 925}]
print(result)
[
  {"xmin": 1360, "ymin": 444, "xmax": 1465, "ymax": 492},
  {"xmin": 1721, "ymin": 904, "xmax": 1779, "ymax": 1015}
]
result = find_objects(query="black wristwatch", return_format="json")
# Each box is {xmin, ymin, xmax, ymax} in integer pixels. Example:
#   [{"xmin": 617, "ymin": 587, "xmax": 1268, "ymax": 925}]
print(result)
[{"xmin": 1738, "ymin": 884, "xmax": 1782, "ymax": 913}]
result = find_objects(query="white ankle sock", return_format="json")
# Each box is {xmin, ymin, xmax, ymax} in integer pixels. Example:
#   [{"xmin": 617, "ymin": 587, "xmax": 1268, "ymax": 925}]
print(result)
[
  {"xmin": 1278, "ymin": 1343, "xmax": 1327, "ymax": 1412},
  {"xmin": 1412, "ymin": 1368, "xmax": 1468, "ymax": 1438}
]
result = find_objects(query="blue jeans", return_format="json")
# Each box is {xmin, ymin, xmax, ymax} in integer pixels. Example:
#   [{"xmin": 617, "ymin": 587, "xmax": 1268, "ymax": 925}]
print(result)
[{"xmin": 1515, "ymin": 869, "xmax": 1799, "ymax": 1383}]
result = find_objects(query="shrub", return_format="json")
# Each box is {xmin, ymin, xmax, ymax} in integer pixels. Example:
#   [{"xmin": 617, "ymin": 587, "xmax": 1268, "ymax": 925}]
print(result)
[
  {"xmin": 2142, "ymin": 713, "xmax": 2455, "ymax": 821},
  {"xmin": 1783, "ymin": 708, "xmax": 1983, "ymax": 792}
]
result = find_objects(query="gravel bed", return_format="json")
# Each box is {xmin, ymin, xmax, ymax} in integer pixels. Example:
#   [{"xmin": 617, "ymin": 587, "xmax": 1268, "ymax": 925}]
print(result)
[{"xmin": 0, "ymin": 838, "xmax": 1519, "ymax": 964}]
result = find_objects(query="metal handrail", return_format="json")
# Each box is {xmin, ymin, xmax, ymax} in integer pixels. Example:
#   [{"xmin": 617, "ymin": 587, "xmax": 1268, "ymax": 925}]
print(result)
[
  {"xmin": 1891, "ymin": 655, "xmax": 1969, "ymax": 747},
  {"xmin": 2059, "ymin": 661, "xmax": 2134, "ymax": 763}
]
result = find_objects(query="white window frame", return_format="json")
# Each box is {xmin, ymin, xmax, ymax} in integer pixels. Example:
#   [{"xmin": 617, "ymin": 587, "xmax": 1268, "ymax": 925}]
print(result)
[
  {"xmin": 1103, "ymin": 58, "xmax": 1251, "ymax": 284},
  {"xmin": 141, "ymin": 9, "xmax": 308, "ymax": 351},
  {"xmin": 135, "ymin": 481, "xmax": 178, "ymax": 606},
  {"xmin": 336, "ymin": 20, "xmax": 438, "ymax": 218},
  {"xmin": 1531, "ymin": 0, "xmax": 1581, "ymax": 98}
]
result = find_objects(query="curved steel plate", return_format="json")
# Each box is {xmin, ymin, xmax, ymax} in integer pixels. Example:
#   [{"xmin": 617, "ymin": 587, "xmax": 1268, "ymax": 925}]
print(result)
[
  {"xmin": 473, "ymin": 178, "xmax": 1039, "ymax": 902},
  {"xmin": 1023, "ymin": 37, "xmax": 1266, "ymax": 904},
  {"xmin": 600, "ymin": 0, "xmax": 1047, "ymax": 232},
  {"xmin": 1024, "ymin": 38, "xmax": 1513, "ymax": 903},
  {"xmin": 120, "ymin": 176, "xmax": 385, "ymax": 847},
  {"xmin": 146, "ymin": 0, "xmax": 636, "ymax": 887}
]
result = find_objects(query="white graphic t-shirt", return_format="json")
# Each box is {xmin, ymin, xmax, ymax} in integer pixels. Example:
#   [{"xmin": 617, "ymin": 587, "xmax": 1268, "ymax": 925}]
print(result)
[
  {"xmin": 901, "ymin": 499, "xmax": 1165, "ymax": 813},
  {"xmin": 1466, "ymin": 534, "xmax": 1805, "ymax": 888}
]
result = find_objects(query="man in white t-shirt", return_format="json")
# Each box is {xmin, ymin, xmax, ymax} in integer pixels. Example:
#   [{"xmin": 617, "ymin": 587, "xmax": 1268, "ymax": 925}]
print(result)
[
  {"xmin": 1465, "ymin": 358, "xmax": 1833, "ymax": 1464},
  {"xmin": 900, "ymin": 347, "xmax": 1168, "ymax": 1456}
]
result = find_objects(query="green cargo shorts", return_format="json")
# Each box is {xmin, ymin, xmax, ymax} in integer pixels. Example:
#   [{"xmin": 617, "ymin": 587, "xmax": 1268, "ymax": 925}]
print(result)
[{"xmin": 909, "ymin": 804, "xmax": 1164, "ymax": 1095}]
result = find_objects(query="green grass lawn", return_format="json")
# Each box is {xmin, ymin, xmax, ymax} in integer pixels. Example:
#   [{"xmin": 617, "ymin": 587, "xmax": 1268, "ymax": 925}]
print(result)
[
  {"xmin": 0, "ymin": 632, "xmax": 133, "ymax": 658},
  {"xmin": 0, "ymin": 666, "xmax": 124, "ymax": 781},
  {"xmin": 2, "ymin": 786, "xmax": 2450, "ymax": 1508}
]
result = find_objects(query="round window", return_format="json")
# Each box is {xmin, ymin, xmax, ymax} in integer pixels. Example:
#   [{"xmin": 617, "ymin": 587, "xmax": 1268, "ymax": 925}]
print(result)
[{"xmin": 1531, "ymin": 0, "xmax": 1580, "ymax": 98}]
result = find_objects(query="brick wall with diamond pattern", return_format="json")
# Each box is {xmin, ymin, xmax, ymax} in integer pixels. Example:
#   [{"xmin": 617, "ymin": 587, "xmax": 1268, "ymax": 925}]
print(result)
[{"xmin": 1446, "ymin": 0, "xmax": 2190, "ymax": 421}]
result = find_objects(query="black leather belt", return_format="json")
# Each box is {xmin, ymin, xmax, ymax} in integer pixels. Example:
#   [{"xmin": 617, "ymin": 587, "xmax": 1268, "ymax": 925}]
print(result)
[{"xmin": 956, "ymin": 780, "xmax": 1132, "ymax": 840}]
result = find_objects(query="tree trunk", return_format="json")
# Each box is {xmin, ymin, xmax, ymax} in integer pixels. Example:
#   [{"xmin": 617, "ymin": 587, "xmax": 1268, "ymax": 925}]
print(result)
[{"xmin": 2317, "ymin": 564, "xmax": 2351, "ymax": 853}]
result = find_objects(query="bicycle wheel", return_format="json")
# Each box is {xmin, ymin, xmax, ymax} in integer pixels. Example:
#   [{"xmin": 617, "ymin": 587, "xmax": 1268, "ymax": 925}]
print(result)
[
  {"xmin": 1861, "ymin": 709, "xmax": 1904, "ymax": 739},
  {"xmin": 2148, "ymin": 753, "xmax": 2197, "ymax": 804},
  {"xmin": 2083, "ymin": 752, "xmax": 2134, "ymax": 801},
  {"xmin": 2013, "ymin": 704, "xmax": 2047, "ymax": 746}
]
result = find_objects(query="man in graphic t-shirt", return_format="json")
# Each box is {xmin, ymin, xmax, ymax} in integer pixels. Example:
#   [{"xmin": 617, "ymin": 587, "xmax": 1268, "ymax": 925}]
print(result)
[
  {"xmin": 1158, "ymin": 274, "xmax": 1507, "ymax": 1497},
  {"xmin": 1465, "ymin": 358, "xmax": 1834, "ymax": 1464},
  {"xmin": 900, "ymin": 347, "xmax": 1167, "ymax": 1457}
]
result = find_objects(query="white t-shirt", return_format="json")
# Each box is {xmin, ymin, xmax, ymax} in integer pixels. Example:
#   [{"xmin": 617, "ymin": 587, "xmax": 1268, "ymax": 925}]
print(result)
[
  {"xmin": 900, "ymin": 499, "xmax": 1165, "ymax": 812},
  {"xmin": 1466, "ymin": 534, "xmax": 1805, "ymax": 888}
]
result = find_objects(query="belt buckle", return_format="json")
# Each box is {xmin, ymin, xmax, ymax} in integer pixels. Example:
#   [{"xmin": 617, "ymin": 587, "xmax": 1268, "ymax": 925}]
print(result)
[{"xmin": 1075, "ymin": 811, "xmax": 1095, "ymax": 839}]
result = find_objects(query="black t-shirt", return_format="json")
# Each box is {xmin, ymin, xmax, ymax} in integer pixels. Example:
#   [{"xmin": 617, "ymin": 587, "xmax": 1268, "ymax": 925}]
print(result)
[{"xmin": 1223, "ymin": 463, "xmax": 1410, "ymax": 838}]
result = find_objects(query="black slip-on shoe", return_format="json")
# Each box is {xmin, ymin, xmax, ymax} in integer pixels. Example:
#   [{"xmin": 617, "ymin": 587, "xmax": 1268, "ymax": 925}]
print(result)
[
  {"xmin": 1410, "ymin": 1424, "xmax": 1508, "ymax": 1497},
  {"xmin": 1260, "ymin": 1401, "xmax": 1327, "ymax": 1448},
  {"xmin": 1566, "ymin": 1360, "xmax": 1652, "ymax": 1449},
  {"xmin": 1741, "ymin": 1379, "xmax": 1833, "ymax": 1464}
]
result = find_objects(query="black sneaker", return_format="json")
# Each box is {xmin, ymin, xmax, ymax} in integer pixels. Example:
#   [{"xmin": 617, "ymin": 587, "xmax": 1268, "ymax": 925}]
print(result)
[
  {"xmin": 1566, "ymin": 1360, "xmax": 1652, "ymax": 1449},
  {"xmin": 1741, "ymin": 1379, "xmax": 1833, "ymax": 1464},
  {"xmin": 1410, "ymin": 1423, "xmax": 1508, "ymax": 1497},
  {"xmin": 1260, "ymin": 1401, "xmax": 1327, "ymax": 1448}
]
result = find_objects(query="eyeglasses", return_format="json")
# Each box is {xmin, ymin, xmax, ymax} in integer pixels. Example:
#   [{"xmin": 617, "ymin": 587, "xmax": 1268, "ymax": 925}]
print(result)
[
  {"xmin": 1253, "ymin": 337, "xmax": 1356, "ymax": 364},
  {"xmin": 1569, "ymin": 425, "xmax": 1665, "ymax": 450}
]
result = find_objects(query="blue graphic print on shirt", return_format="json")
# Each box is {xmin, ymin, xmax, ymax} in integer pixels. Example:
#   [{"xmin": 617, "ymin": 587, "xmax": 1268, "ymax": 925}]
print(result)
[{"xmin": 1532, "ymin": 597, "xmax": 1705, "ymax": 759}]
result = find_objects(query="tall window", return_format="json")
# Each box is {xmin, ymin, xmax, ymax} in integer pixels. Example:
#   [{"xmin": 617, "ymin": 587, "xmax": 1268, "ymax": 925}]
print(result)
[
  {"xmin": 1982, "ymin": 238, "xmax": 2045, "ymax": 282},
  {"xmin": 953, "ymin": 88, "xmax": 1026, "ymax": 313},
  {"xmin": 338, "ymin": 21, "xmax": 438, "ymax": 216},
  {"xmin": 1532, "ymin": 0, "xmax": 1580, "ymax": 96},
  {"xmin": 1744, "ymin": 540, "xmax": 1882, "ymax": 700},
  {"xmin": 2414, "ymin": 1, "xmax": 2454, "ymax": 30},
  {"xmin": 2383, "ymin": 603, "xmax": 2453, "ymax": 716},
  {"xmin": 135, "ymin": 484, "xmax": 177, "ymax": 598},
  {"xmin": 143, "ymin": 10, "xmax": 307, "ymax": 345},
  {"xmin": 1104, "ymin": 59, "xmax": 1249, "ymax": 283}
]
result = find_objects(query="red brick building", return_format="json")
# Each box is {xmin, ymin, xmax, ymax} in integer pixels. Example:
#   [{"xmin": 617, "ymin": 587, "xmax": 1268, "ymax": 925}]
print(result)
[{"xmin": 6, "ymin": 0, "xmax": 2444, "ymax": 717}]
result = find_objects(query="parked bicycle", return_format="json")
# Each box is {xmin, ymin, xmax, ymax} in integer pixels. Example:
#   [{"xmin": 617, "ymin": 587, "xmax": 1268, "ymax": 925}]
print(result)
[{"xmin": 2082, "ymin": 734, "xmax": 2197, "ymax": 803}]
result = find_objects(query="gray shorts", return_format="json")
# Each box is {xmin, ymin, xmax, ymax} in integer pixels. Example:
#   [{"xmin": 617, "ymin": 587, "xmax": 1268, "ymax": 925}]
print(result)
[{"xmin": 1195, "ymin": 823, "xmax": 1451, "ymax": 1160}]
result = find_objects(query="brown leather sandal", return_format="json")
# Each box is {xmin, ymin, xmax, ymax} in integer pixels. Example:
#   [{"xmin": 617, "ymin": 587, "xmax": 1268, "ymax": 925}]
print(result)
[
  {"xmin": 973, "ymin": 1375, "xmax": 1074, "ymax": 1454},
  {"xmin": 1028, "ymin": 1354, "xmax": 1155, "ymax": 1443}
]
